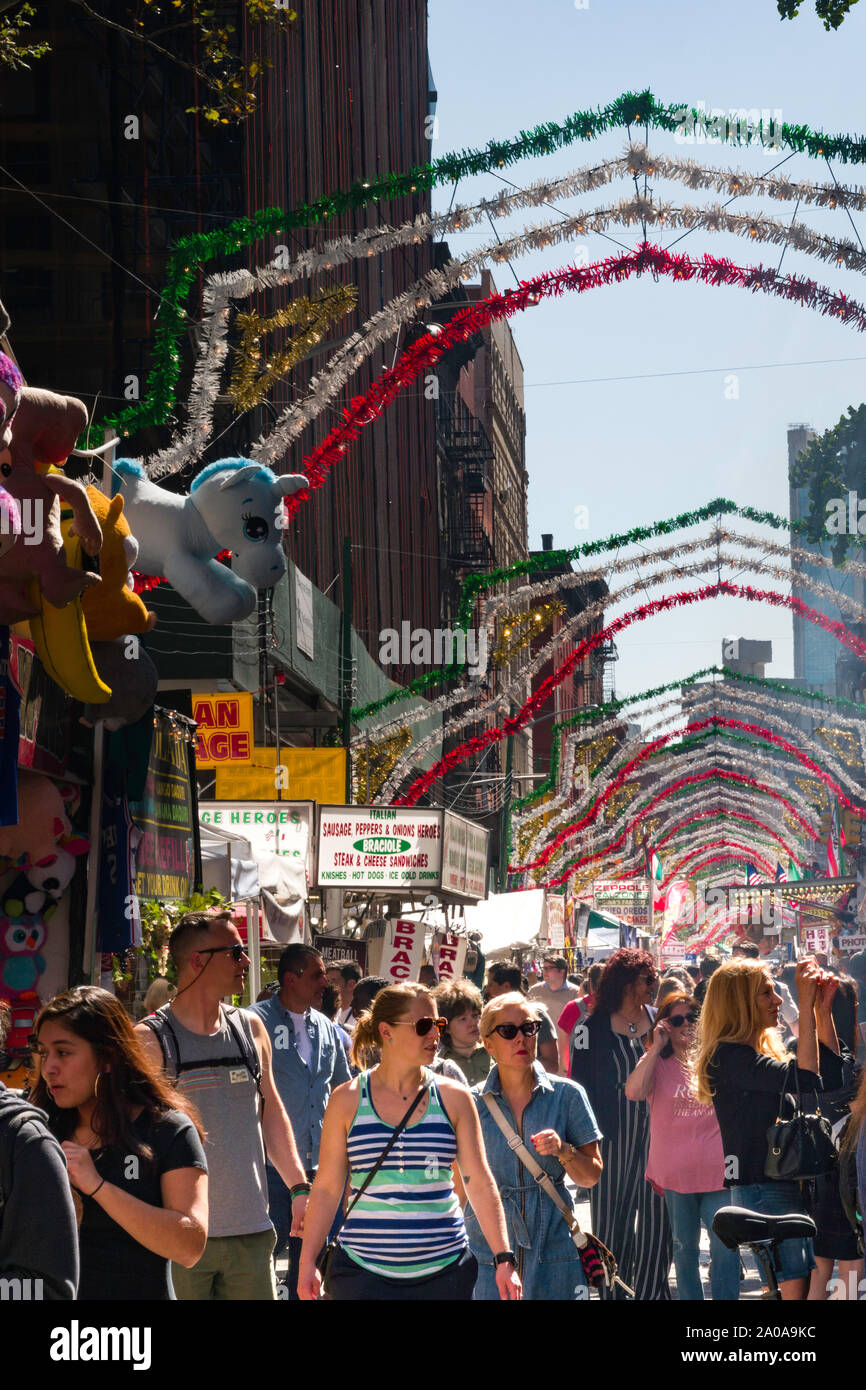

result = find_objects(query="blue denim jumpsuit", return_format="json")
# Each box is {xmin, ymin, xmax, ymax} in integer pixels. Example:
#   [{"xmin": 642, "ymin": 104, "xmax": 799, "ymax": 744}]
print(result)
[{"xmin": 465, "ymin": 1062, "xmax": 603, "ymax": 1300}]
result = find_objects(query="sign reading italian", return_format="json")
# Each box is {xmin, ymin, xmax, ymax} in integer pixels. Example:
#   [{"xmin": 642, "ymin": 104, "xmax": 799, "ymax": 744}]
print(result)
[
  {"xmin": 316, "ymin": 806, "xmax": 443, "ymax": 889},
  {"xmin": 192, "ymin": 692, "xmax": 253, "ymax": 768}
]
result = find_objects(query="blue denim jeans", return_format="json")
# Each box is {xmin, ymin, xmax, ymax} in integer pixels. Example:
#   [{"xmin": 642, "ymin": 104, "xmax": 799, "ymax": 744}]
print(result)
[
  {"xmin": 664, "ymin": 1189, "xmax": 741, "ymax": 1301},
  {"xmin": 729, "ymin": 1181, "xmax": 815, "ymax": 1284}
]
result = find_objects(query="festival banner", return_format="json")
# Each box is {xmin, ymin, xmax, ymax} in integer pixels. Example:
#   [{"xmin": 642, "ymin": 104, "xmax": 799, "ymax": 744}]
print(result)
[{"xmin": 130, "ymin": 712, "xmax": 196, "ymax": 901}]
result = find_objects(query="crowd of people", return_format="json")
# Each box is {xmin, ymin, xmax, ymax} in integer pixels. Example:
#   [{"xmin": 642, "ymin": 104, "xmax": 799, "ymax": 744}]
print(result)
[{"xmin": 1, "ymin": 914, "xmax": 865, "ymax": 1303}]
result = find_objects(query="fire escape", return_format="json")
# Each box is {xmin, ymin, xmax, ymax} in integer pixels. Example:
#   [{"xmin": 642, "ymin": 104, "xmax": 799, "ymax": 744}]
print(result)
[{"xmin": 437, "ymin": 391, "xmax": 495, "ymax": 572}]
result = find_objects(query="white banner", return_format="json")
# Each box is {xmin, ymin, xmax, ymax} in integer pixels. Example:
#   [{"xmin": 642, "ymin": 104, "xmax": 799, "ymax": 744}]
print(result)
[
  {"xmin": 839, "ymin": 934, "xmax": 866, "ymax": 953},
  {"xmin": 802, "ymin": 926, "xmax": 832, "ymax": 954},
  {"xmin": 431, "ymin": 931, "xmax": 468, "ymax": 982},
  {"xmin": 546, "ymin": 895, "xmax": 566, "ymax": 949},
  {"xmin": 373, "ymin": 918, "xmax": 426, "ymax": 984}
]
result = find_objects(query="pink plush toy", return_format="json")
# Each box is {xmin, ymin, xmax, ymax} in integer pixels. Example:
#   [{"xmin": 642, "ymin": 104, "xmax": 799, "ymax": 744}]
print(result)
[
  {"xmin": 0, "ymin": 770, "xmax": 71, "ymax": 866},
  {"xmin": 0, "ymin": 368, "xmax": 103, "ymax": 613},
  {"xmin": 0, "ymin": 351, "xmax": 23, "ymax": 448}
]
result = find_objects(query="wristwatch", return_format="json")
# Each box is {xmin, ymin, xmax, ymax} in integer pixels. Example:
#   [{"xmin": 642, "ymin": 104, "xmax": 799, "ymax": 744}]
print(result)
[{"xmin": 494, "ymin": 1250, "xmax": 518, "ymax": 1266}]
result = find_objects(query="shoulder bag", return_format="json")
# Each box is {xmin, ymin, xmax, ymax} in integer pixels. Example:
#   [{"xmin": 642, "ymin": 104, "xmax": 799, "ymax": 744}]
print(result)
[
  {"xmin": 316, "ymin": 1079, "xmax": 429, "ymax": 1282},
  {"xmin": 765, "ymin": 1059, "xmax": 837, "ymax": 1181},
  {"xmin": 481, "ymin": 1092, "xmax": 633, "ymax": 1297}
]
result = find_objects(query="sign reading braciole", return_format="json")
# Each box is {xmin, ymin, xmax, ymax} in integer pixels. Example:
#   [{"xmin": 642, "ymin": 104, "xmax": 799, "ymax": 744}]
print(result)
[{"xmin": 317, "ymin": 805, "xmax": 444, "ymax": 889}]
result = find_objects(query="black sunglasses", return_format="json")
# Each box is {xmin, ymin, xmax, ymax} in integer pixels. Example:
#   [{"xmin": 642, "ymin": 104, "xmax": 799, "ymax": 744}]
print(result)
[
  {"xmin": 390, "ymin": 1016, "xmax": 448, "ymax": 1037},
  {"xmin": 486, "ymin": 1020, "xmax": 541, "ymax": 1040},
  {"xmin": 668, "ymin": 1012, "xmax": 699, "ymax": 1027},
  {"xmin": 199, "ymin": 944, "xmax": 246, "ymax": 962}
]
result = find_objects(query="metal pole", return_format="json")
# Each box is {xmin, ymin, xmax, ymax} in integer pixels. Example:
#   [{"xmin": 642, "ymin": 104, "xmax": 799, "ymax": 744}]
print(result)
[
  {"xmin": 82, "ymin": 722, "xmax": 105, "ymax": 984},
  {"xmin": 498, "ymin": 711, "xmax": 515, "ymax": 892},
  {"xmin": 274, "ymin": 668, "xmax": 282, "ymax": 802},
  {"xmin": 246, "ymin": 899, "xmax": 261, "ymax": 1002},
  {"xmin": 341, "ymin": 536, "xmax": 353, "ymax": 803}
]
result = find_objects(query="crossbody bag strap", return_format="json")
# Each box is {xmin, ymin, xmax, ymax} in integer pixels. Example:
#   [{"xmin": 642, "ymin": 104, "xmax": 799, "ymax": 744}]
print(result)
[
  {"xmin": 481, "ymin": 1092, "xmax": 586, "ymax": 1249},
  {"xmin": 333, "ymin": 1079, "xmax": 429, "ymax": 1240}
]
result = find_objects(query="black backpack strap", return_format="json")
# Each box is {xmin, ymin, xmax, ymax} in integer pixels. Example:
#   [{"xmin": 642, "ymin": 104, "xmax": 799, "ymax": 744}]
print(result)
[
  {"xmin": 141, "ymin": 1005, "xmax": 180, "ymax": 1079},
  {"xmin": 224, "ymin": 1006, "xmax": 263, "ymax": 1094}
]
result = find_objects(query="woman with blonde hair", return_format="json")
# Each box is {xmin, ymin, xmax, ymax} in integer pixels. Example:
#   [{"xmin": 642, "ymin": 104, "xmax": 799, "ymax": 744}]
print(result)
[
  {"xmin": 694, "ymin": 957, "xmax": 844, "ymax": 1301},
  {"xmin": 296, "ymin": 983, "xmax": 522, "ymax": 1301},
  {"xmin": 461, "ymin": 990, "xmax": 602, "ymax": 1299}
]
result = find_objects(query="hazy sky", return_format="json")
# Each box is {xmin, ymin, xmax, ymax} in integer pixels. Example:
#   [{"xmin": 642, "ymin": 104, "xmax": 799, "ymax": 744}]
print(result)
[{"xmin": 428, "ymin": 0, "xmax": 866, "ymax": 699}]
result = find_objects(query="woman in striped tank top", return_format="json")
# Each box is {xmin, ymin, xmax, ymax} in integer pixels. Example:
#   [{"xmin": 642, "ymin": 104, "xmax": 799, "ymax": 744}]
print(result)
[{"xmin": 298, "ymin": 984, "xmax": 522, "ymax": 1301}]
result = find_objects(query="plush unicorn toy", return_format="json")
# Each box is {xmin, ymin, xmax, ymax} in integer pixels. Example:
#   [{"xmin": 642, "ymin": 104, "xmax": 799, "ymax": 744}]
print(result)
[{"xmin": 114, "ymin": 458, "xmax": 308, "ymax": 624}]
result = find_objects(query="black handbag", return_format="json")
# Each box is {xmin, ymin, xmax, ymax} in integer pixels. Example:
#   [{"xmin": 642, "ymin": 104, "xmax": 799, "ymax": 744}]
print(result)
[
  {"xmin": 765, "ymin": 1060, "xmax": 837, "ymax": 1181},
  {"xmin": 316, "ymin": 1081, "xmax": 429, "ymax": 1283}
]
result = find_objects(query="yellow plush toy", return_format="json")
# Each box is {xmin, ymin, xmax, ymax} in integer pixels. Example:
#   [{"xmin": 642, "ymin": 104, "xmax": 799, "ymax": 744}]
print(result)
[{"xmin": 80, "ymin": 490, "xmax": 156, "ymax": 641}]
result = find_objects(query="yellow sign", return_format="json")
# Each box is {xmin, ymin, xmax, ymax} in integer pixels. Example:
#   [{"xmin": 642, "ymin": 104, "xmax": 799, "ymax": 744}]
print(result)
[
  {"xmin": 215, "ymin": 746, "xmax": 347, "ymax": 802},
  {"xmin": 192, "ymin": 692, "xmax": 254, "ymax": 768}
]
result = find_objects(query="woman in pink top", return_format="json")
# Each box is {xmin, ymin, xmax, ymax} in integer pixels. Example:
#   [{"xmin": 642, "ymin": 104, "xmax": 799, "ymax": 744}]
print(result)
[{"xmin": 624, "ymin": 991, "xmax": 739, "ymax": 1301}]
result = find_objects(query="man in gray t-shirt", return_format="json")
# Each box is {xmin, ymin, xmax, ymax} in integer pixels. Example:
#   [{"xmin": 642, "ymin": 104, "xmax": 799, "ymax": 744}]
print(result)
[{"xmin": 137, "ymin": 911, "xmax": 310, "ymax": 1300}]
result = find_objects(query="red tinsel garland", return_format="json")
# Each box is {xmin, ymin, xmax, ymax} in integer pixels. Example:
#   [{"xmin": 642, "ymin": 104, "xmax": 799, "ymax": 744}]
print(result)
[
  {"xmin": 288, "ymin": 243, "xmax": 866, "ymax": 521},
  {"xmin": 661, "ymin": 839, "xmax": 776, "ymax": 887},
  {"xmin": 552, "ymin": 806, "xmax": 802, "ymax": 890},
  {"xmin": 133, "ymin": 244, "xmax": 866, "ymax": 589},
  {"xmin": 514, "ymin": 708, "xmax": 859, "ymax": 877},
  {"xmin": 539, "ymin": 768, "xmax": 816, "ymax": 889},
  {"xmin": 654, "ymin": 808, "xmax": 805, "ymax": 863},
  {"xmin": 401, "ymin": 580, "xmax": 866, "ymax": 808}
]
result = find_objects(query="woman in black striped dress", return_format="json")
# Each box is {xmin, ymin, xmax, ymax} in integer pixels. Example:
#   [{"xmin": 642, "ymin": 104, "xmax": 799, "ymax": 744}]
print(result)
[{"xmin": 570, "ymin": 949, "xmax": 673, "ymax": 1300}]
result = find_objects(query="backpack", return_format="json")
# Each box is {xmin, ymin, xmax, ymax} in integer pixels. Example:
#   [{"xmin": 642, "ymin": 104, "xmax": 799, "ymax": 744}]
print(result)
[{"xmin": 142, "ymin": 1004, "xmax": 262, "ymax": 1099}]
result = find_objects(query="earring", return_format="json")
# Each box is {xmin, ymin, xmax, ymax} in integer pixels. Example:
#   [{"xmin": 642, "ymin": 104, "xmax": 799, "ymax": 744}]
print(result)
[{"xmin": 93, "ymin": 1073, "xmax": 102, "ymax": 1100}]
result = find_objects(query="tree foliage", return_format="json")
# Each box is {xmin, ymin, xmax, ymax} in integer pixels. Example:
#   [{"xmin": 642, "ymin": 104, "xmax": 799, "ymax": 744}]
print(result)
[
  {"xmin": 789, "ymin": 402, "xmax": 866, "ymax": 561},
  {"xmin": 777, "ymin": 0, "xmax": 860, "ymax": 29},
  {"xmin": 1, "ymin": 2, "xmax": 298, "ymax": 123},
  {"xmin": 0, "ymin": 3, "xmax": 50, "ymax": 69}
]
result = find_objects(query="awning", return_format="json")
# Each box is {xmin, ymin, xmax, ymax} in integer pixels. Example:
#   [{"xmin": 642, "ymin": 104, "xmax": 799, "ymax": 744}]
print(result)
[{"xmin": 462, "ymin": 889, "xmax": 546, "ymax": 962}]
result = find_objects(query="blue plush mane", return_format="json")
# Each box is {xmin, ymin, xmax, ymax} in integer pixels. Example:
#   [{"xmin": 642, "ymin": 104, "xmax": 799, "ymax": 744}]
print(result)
[{"xmin": 190, "ymin": 459, "xmax": 277, "ymax": 492}]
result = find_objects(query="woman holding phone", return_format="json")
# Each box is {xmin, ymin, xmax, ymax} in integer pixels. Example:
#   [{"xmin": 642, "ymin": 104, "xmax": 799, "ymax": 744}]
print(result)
[
  {"xmin": 625, "ymin": 990, "xmax": 739, "ymax": 1300},
  {"xmin": 695, "ymin": 957, "xmax": 844, "ymax": 1301}
]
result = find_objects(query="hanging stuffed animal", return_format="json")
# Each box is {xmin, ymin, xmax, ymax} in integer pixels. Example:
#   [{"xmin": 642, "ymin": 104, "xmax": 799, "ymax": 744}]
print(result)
[
  {"xmin": 114, "ymin": 458, "xmax": 308, "ymax": 624},
  {"xmin": 80, "ymin": 490, "xmax": 156, "ymax": 640},
  {"xmin": 0, "ymin": 368, "xmax": 103, "ymax": 617}
]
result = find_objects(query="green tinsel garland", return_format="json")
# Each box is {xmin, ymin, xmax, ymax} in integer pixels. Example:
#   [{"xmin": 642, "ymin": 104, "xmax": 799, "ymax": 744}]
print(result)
[
  {"xmin": 354, "ymin": 502, "xmax": 815, "ymax": 723},
  {"xmin": 87, "ymin": 90, "xmax": 866, "ymax": 450}
]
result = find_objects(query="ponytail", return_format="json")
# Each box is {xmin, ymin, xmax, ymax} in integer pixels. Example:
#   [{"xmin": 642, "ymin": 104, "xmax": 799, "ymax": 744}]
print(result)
[{"xmin": 349, "ymin": 982, "xmax": 432, "ymax": 1070}]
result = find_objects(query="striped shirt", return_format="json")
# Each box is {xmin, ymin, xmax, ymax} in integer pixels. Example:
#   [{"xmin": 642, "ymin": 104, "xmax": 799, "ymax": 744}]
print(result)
[{"xmin": 338, "ymin": 1069, "xmax": 467, "ymax": 1279}]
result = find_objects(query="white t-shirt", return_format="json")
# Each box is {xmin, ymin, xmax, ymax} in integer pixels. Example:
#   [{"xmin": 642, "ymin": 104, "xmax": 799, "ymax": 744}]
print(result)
[
  {"xmin": 337, "ymin": 1006, "xmax": 356, "ymax": 1033},
  {"xmin": 288, "ymin": 1011, "xmax": 313, "ymax": 1066}
]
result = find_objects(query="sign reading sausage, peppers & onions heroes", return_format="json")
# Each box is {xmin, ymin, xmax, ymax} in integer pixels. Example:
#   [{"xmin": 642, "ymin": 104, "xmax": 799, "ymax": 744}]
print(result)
[{"xmin": 316, "ymin": 806, "xmax": 445, "ymax": 890}]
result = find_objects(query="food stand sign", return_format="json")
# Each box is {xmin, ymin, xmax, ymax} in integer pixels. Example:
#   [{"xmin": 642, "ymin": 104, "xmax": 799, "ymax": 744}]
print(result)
[
  {"xmin": 440, "ymin": 812, "xmax": 489, "ymax": 901},
  {"xmin": 316, "ymin": 806, "xmax": 443, "ymax": 890},
  {"xmin": 192, "ymin": 692, "xmax": 253, "ymax": 768},
  {"xmin": 199, "ymin": 801, "xmax": 314, "ymax": 875}
]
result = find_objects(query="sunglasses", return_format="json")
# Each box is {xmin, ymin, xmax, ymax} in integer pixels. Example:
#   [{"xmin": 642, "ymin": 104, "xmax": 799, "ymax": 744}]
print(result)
[
  {"xmin": 390, "ymin": 1016, "xmax": 448, "ymax": 1037},
  {"xmin": 486, "ymin": 1020, "xmax": 541, "ymax": 1040},
  {"xmin": 668, "ymin": 1013, "xmax": 699, "ymax": 1027},
  {"xmin": 198, "ymin": 944, "xmax": 246, "ymax": 962}
]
